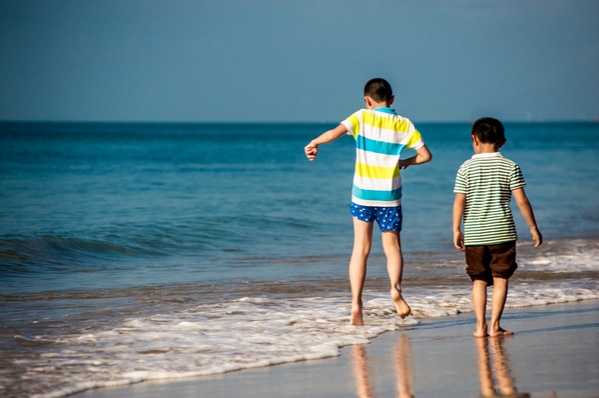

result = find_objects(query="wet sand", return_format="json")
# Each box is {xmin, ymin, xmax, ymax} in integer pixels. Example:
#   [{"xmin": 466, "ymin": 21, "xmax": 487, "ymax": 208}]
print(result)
[{"xmin": 76, "ymin": 299, "xmax": 599, "ymax": 398}]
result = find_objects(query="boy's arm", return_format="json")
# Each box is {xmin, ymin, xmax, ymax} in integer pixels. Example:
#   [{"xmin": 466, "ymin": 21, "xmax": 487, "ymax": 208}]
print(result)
[
  {"xmin": 453, "ymin": 193, "xmax": 466, "ymax": 251},
  {"xmin": 304, "ymin": 124, "xmax": 348, "ymax": 161},
  {"xmin": 513, "ymin": 188, "xmax": 543, "ymax": 247},
  {"xmin": 398, "ymin": 145, "xmax": 433, "ymax": 169}
]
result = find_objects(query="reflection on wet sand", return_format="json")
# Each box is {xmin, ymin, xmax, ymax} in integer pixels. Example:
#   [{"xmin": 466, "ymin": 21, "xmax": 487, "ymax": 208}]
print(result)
[
  {"xmin": 394, "ymin": 334, "xmax": 414, "ymax": 398},
  {"xmin": 351, "ymin": 333, "xmax": 557, "ymax": 398},
  {"xmin": 476, "ymin": 336, "xmax": 530, "ymax": 398},
  {"xmin": 352, "ymin": 345, "xmax": 376, "ymax": 398},
  {"xmin": 352, "ymin": 334, "xmax": 414, "ymax": 398}
]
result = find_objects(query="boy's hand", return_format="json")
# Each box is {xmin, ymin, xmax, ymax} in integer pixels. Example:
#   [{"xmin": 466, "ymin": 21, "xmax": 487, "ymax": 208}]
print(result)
[
  {"xmin": 453, "ymin": 230, "xmax": 465, "ymax": 251},
  {"xmin": 304, "ymin": 125, "xmax": 348, "ymax": 161},
  {"xmin": 304, "ymin": 142, "xmax": 318, "ymax": 161},
  {"xmin": 397, "ymin": 146, "xmax": 432, "ymax": 170},
  {"xmin": 531, "ymin": 227, "xmax": 543, "ymax": 248}
]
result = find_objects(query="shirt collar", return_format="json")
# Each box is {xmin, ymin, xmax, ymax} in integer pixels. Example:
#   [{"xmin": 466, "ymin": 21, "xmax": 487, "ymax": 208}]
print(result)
[
  {"xmin": 471, "ymin": 152, "xmax": 503, "ymax": 159},
  {"xmin": 373, "ymin": 107, "xmax": 396, "ymax": 114}
]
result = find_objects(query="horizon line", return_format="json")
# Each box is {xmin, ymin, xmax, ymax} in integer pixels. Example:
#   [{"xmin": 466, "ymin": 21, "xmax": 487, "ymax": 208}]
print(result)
[{"xmin": 2, "ymin": 118, "xmax": 599, "ymax": 125}]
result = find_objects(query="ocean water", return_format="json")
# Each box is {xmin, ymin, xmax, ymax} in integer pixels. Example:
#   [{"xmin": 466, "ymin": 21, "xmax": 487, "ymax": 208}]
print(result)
[{"xmin": 1, "ymin": 121, "xmax": 598, "ymax": 397}]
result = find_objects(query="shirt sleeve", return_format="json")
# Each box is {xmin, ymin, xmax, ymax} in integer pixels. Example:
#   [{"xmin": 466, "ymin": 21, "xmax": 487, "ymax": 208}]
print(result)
[
  {"xmin": 509, "ymin": 164, "xmax": 527, "ymax": 190},
  {"xmin": 406, "ymin": 126, "xmax": 424, "ymax": 150},
  {"xmin": 454, "ymin": 165, "xmax": 468, "ymax": 194},
  {"xmin": 341, "ymin": 111, "xmax": 361, "ymax": 139}
]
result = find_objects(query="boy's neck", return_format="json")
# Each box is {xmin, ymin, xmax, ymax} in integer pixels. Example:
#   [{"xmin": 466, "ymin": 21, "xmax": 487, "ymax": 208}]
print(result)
[
  {"xmin": 475, "ymin": 143, "xmax": 500, "ymax": 154},
  {"xmin": 472, "ymin": 135, "xmax": 506, "ymax": 154},
  {"xmin": 371, "ymin": 103, "xmax": 391, "ymax": 109},
  {"xmin": 364, "ymin": 95, "xmax": 394, "ymax": 110}
]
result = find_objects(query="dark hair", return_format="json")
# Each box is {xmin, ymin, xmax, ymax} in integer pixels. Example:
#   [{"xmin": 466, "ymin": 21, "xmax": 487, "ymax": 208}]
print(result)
[
  {"xmin": 471, "ymin": 117, "xmax": 505, "ymax": 144},
  {"xmin": 364, "ymin": 78, "xmax": 393, "ymax": 103}
]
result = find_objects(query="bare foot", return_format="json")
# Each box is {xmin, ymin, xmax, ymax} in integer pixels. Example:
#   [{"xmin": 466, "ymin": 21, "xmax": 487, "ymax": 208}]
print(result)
[
  {"xmin": 473, "ymin": 322, "xmax": 488, "ymax": 338},
  {"xmin": 350, "ymin": 304, "xmax": 364, "ymax": 326},
  {"xmin": 391, "ymin": 289, "xmax": 411, "ymax": 319},
  {"xmin": 489, "ymin": 327, "xmax": 514, "ymax": 337},
  {"xmin": 473, "ymin": 329, "xmax": 488, "ymax": 338}
]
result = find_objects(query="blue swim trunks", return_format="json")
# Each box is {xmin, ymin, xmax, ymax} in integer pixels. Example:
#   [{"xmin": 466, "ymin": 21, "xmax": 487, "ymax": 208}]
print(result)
[{"xmin": 350, "ymin": 203, "xmax": 402, "ymax": 232}]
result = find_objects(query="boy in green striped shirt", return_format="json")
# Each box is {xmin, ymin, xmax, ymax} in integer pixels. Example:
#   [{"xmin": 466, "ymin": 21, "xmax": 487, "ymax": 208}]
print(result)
[{"xmin": 453, "ymin": 117, "xmax": 542, "ymax": 337}]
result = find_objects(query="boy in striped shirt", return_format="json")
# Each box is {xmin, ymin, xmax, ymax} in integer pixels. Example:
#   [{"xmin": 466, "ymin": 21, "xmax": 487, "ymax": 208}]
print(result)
[
  {"xmin": 453, "ymin": 117, "xmax": 542, "ymax": 337},
  {"xmin": 304, "ymin": 78, "xmax": 432, "ymax": 326}
]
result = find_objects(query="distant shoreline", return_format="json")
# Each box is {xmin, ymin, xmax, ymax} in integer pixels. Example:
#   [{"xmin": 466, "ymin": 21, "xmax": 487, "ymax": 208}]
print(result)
[{"xmin": 2, "ymin": 119, "xmax": 599, "ymax": 126}]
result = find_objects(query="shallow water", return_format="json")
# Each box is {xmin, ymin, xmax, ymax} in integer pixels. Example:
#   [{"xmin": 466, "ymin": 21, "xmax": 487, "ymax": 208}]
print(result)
[{"xmin": 1, "ymin": 121, "xmax": 598, "ymax": 397}]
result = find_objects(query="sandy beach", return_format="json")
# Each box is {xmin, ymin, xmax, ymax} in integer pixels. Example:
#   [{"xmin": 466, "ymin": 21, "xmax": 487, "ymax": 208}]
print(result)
[{"xmin": 75, "ymin": 299, "xmax": 599, "ymax": 398}]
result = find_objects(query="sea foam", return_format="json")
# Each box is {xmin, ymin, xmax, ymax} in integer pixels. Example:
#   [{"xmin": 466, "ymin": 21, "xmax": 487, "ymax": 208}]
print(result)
[{"xmin": 28, "ymin": 281, "xmax": 599, "ymax": 398}]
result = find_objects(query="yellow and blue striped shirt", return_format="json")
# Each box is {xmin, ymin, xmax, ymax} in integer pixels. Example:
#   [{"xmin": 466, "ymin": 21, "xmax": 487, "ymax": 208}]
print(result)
[{"xmin": 341, "ymin": 108, "xmax": 424, "ymax": 207}]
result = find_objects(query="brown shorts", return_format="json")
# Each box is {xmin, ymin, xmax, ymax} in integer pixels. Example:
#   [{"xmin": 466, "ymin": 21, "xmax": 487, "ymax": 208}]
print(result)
[{"xmin": 465, "ymin": 241, "xmax": 517, "ymax": 286}]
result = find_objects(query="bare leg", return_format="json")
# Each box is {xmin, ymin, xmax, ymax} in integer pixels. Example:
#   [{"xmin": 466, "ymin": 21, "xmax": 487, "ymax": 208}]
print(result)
[
  {"xmin": 489, "ymin": 277, "xmax": 513, "ymax": 336},
  {"xmin": 382, "ymin": 230, "xmax": 411, "ymax": 319},
  {"xmin": 349, "ymin": 218, "xmax": 373, "ymax": 326},
  {"xmin": 472, "ymin": 280, "xmax": 489, "ymax": 337}
]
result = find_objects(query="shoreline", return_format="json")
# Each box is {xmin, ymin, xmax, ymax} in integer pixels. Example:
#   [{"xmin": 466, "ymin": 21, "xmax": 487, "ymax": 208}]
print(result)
[{"xmin": 74, "ymin": 299, "xmax": 599, "ymax": 398}]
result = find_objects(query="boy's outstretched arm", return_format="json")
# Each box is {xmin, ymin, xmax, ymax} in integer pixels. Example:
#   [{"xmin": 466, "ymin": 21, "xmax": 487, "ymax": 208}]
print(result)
[
  {"xmin": 513, "ymin": 188, "xmax": 543, "ymax": 247},
  {"xmin": 398, "ymin": 145, "xmax": 433, "ymax": 169},
  {"xmin": 453, "ymin": 193, "xmax": 466, "ymax": 251},
  {"xmin": 304, "ymin": 124, "xmax": 348, "ymax": 161}
]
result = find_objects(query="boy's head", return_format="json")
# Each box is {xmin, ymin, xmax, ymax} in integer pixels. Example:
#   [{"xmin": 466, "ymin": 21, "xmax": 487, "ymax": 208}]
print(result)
[
  {"xmin": 364, "ymin": 78, "xmax": 393, "ymax": 106},
  {"xmin": 471, "ymin": 117, "xmax": 505, "ymax": 146}
]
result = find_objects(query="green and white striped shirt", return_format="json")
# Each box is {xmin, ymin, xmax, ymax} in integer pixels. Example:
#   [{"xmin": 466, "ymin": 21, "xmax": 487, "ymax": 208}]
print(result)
[{"xmin": 454, "ymin": 152, "xmax": 526, "ymax": 246}]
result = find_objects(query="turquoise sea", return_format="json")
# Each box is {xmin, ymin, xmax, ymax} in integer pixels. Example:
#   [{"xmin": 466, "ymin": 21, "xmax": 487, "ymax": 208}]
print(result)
[{"xmin": 1, "ymin": 121, "xmax": 598, "ymax": 397}]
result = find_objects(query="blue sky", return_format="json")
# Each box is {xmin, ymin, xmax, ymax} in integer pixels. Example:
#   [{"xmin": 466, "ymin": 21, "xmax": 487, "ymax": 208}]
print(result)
[{"xmin": 1, "ymin": 0, "xmax": 598, "ymax": 123}]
